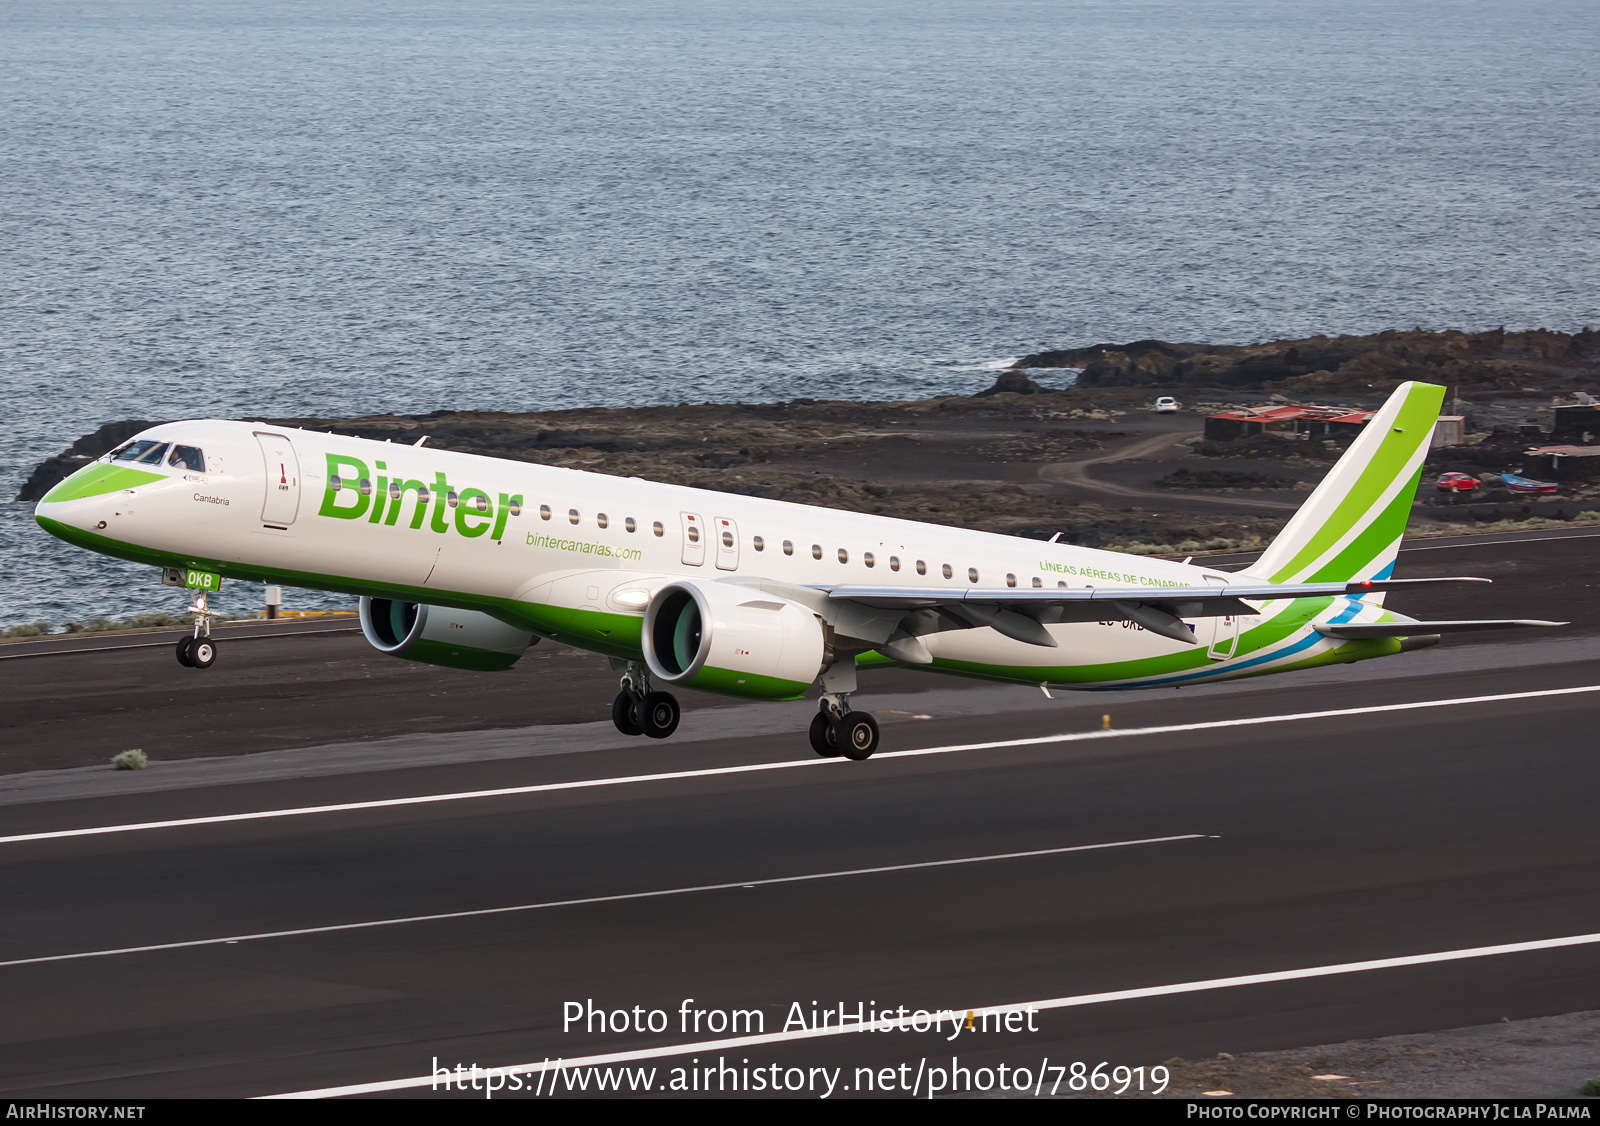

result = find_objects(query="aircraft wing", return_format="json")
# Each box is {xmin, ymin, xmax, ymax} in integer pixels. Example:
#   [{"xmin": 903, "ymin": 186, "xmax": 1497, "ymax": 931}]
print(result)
[
  {"xmin": 817, "ymin": 576, "xmax": 1495, "ymax": 652},
  {"xmin": 827, "ymin": 575, "xmax": 1488, "ymax": 609}
]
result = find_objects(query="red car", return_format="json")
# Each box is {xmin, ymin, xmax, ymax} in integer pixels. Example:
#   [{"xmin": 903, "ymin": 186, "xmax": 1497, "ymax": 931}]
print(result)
[{"xmin": 1436, "ymin": 472, "xmax": 1479, "ymax": 493}]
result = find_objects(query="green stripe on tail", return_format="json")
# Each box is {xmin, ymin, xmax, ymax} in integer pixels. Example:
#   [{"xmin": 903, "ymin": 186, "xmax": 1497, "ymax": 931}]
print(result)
[{"xmin": 1251, "ymin": 381, "xmax": 1444, "ymax": 585}]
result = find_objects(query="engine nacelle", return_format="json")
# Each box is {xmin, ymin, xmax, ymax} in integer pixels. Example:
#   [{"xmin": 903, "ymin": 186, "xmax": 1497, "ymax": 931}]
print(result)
[
  {"xmin": 359, "ymin": 597, "xmax": 536, "ymax": 671},
  {"xmin": 642, "ymin": 580, "xmax": 827, "ymax": 699}
]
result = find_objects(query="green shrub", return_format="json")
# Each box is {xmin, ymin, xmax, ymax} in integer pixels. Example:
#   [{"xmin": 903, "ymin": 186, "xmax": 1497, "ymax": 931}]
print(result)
[
  {"xmin": 110, "ymin": 749, "xmax": 148, "ymax": 771},
  {"xmin": 1107, "ymin": 536, "xmax": 1266, "ymax": 557},
  {"xmin": 1, "ymin": 620, "xmax": 50, "ymax": 638},
  {"xmin": 63, "ymin": 618, "xmax": 120, "ymax": 633},
  {"xmin": 1581, "ymin": 1077, "xmax": 1600, "ymax": 1097},
  {"xmin": 120, "ymin": 612, "xmax": 190, "ymax": 629}
]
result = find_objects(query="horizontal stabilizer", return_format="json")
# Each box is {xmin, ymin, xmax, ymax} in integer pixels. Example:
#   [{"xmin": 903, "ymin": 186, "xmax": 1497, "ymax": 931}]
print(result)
[{"xmin": 1314, "ymin": 619, "xmax": 1566, "ymax": 639}]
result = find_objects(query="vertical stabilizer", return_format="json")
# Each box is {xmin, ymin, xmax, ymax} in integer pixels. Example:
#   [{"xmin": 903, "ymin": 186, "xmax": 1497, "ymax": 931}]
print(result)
[{"xmin": 1247, "ymin": 381, "xmax": 1444, "ymax": 586}]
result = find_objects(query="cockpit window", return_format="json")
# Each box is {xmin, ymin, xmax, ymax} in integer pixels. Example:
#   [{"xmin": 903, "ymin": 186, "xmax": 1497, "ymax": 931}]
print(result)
[
  {"xmin": 111, "ymin": 440, "xmax": 170, "ymax": 465},
  {"xmin": 167, "ymin": 445, "xmax": 205, "ymax": 471}
]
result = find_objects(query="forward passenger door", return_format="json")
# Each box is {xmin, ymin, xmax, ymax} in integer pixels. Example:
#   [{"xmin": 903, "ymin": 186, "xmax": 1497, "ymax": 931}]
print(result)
[
  {"xmin": 680, "ymin": 512, "xmax": 705, "ymax": 566},
  {"xmin": 254, "ymin": 432, "xmax": 301, "ymax": 528},
  {"xmin": 714, "ymin": 517, "xmax": 739, "ymax": 571}
]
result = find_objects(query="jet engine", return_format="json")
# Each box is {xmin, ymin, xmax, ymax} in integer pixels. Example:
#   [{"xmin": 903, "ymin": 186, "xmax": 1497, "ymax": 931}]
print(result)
[
  {"xmin": 642, "ymin": 580, "xmax": 827, "ymax": 699},
  {"xmin": 359, "ymin": 596, "xmax": 536, "ymax": 671}
]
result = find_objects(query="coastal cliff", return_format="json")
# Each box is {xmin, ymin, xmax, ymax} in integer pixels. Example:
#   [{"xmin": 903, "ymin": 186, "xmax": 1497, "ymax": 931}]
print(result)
[{"xmin": 1019, "ymin": 327, "xmax": 1600, "ymax": 394}]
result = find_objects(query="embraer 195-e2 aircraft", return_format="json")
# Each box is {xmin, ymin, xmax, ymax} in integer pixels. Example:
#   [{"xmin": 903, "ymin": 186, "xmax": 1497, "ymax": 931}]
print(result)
[{"xmin": 35, "ymin": 380, "xmax": 1558, "ymax": 759}]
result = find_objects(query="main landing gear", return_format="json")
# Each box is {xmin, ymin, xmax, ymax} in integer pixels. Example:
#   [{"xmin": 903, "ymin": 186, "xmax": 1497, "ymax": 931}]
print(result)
[
  {"xmin": 611, "ymin": 661, "xmax": 680, "ymax": 740},
  {"xmin": 605, "ymin": 657, "xmax": 882, "ymax": 759},
  {"xmin": 807, "ymin": 659, "xmax": 880, "ymax": 761},
  {"xmin": 175, "ymin": 589, "xmax": 221, "ymax": 670}
]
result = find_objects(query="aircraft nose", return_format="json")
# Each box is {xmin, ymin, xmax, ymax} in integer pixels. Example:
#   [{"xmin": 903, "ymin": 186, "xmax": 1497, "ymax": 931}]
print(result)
[{"xmin": 34, "ymin": 461, "xmax": 164, "ymax": 542}]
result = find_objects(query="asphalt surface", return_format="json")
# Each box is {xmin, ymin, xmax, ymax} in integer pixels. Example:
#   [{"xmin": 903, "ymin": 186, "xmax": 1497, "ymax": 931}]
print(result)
[
  {"xmin": 0, "ymin": 528, "xmax": 1597, "ymax": 1098},
  {"xmin": 3, "ymin": 525, "xmax": 1598, "ymax": 775}
]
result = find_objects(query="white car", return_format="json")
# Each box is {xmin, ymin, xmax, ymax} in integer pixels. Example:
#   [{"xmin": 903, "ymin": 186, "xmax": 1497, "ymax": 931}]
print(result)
[{"xmin": 1154, "ymin": 396, "xmax": 1179, "ymax": 413}]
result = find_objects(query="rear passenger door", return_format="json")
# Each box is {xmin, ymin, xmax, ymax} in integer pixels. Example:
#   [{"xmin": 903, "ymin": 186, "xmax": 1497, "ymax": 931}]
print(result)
[{"xmin": 1204, "ymin": 574, "xmax": 1239, "ymax": 659}]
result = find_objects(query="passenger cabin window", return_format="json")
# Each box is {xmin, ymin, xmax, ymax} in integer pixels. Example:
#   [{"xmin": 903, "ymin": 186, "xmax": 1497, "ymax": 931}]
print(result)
[
  {"xmin": 389, "ymin": 481, "xmax": 402, "ymax": 500},
  {"xmin": 1058, "ymin": 580, "xmax": 1068, "ymax": 588},
  {"xmin": 968, "ymin": 567, "xmax": 980, "ymax": 583},
  {"xmin": 509, "ymin": 499, "xmax": 523, "ymax": 516},
  {"xmin": 889, "ymin": 556, "xmax": 900, "ymax": 572},
  {"xmin": 446, "ymin": 490, "xmax": 460, "ymax": 508},
  {"xmin": 864, "ymin": 552, "xmax": 875, "ymax": 568},
  {"xmin": 625, "ymin": 517, "xmax": 636, "ymax": 533},
  {"xmin": 721, "ymin": 530, "xmax": 734, "ymax": 548},
  {"xmin": 1006, "ymin": 573, "xmax": 1016, "ymax": 588},
  {"xmin": 811, "ymin": 544, "xmax": 822, "ymax": 560},
  {"xmin": 359, "ymin": 478, "xmax": 373, "ymax": 497},
  {"xmin": 783, "ymin": 540, "xmax": 794, "ymax": 556},
  {"xmin": 753, "ymin": 535, "xmax": 765, "ymax": 551},
  {"xmin": 1032, "ymin": 576, "xmax": 1042, "ymax": 588},
  {"xmin": 942, "ymin": 563, "xmax": 953, "ymax": 579},
  {"xmin": 653, "ymin": 521, "xmax": 664, "ymax": 537},
  {"xmin": 687, "ymin": 525, "xmax": 700, "ymax": 543},
  {"xmin": 916, "ymin": 560, "xmax": 927, "ymax": 575},
  {"xmin": 472, "ymin": 494, "xmax": 489, "ymax": 512},
  {"xmin": 167, "ymin": 446, "xmax": 204, "ymax": 472},
  {"xmin": 568, "ymin": 508, "xmax": 580, "ymax": 525},
  {"xmin": 112, "ymin": 440, "xmax": 169, "ymax": 465},
  {"xmin": 837, "ymin": 548, "xmax": 848, "ymax": 564},
  {"xmin": 540, "ymin": 505, "xmax": 552, "ymax": 520},
  {"xmin": 597, "ymin": 513, "xmax": 609, "ymax": 529}
]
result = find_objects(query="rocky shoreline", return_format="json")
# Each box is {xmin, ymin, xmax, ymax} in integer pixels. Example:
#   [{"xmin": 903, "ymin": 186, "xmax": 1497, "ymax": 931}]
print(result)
[{"xmin": 1018, "ymin": 326, "xmax": 1600, "ymax": 394}]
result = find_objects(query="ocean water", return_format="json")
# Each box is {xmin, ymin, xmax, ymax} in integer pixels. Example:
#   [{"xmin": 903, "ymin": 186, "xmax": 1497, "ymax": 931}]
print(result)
[{"xmin": 2, "ymin": 0, "xmax": 1597, "ymax": 625}]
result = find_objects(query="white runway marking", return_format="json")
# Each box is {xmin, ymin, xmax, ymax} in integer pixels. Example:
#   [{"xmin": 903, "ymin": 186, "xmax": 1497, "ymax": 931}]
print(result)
[
  {"xmin": 5, "ymin": 683, "xmax": 1597, "ymax": 848},
  {"xmin": 263, "ymin": 929, "xmax": 1600, "ymax": 1099},
  {"xmin": 1401, "ymin": 531, "xmax": 1600, "ymax": 552},
  {"xmin": 0, "ymin": 834, "xmax": 1203, "ymax": 969}
]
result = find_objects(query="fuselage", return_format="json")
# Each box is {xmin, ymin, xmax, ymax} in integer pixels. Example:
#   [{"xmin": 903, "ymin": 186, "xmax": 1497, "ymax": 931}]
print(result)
[{"xmin": 34, "ymin": 419, "xmax": 1407, "ymax": 691}]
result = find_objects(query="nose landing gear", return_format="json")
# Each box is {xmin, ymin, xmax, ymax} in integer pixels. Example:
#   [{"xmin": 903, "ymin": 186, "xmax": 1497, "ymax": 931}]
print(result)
[
  {"xmin": 175, "ymin": 589, "xmax": 222, "ymax": 669},
  {"xmin": 176, "ymin": 635, "xmax": 217, "ymax": 669},
  {"xmin": 611, "ymin": 661, "xmax": 680, "ymax": 739}
]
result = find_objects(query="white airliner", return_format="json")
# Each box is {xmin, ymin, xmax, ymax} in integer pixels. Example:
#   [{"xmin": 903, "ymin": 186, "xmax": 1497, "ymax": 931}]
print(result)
[{"xmin": 34, "ymin": 380, "xmax": 1556, "ymax": 758}]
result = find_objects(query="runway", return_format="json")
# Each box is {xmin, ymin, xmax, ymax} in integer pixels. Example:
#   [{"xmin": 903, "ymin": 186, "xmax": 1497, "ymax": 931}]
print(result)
[{"xmin": 1, "ymin": 529, "xmax": 1598, "ymax": 1097}]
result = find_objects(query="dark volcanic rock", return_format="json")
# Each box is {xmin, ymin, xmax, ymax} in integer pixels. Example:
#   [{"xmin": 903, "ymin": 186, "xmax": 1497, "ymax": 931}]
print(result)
[
  {"xmin": 1020, "ymin": 328, "xmax": 1600, "ymax": 394},
  {"xmin": 974, "ymin": 369, "xmax": 1045, "ymax": 396},
  {"xmin": 1018, "ymin": 339, "xmax": 1216, "ymax": 371}
]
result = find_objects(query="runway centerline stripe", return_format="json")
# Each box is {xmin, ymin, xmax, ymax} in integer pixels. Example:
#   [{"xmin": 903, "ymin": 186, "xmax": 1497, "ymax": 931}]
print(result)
[
  {"xmin": 263, "ymin": 929, "xmax": 1600, "ymax": 1099},
  {"xmin": 5, "ymin": 683, "xmax": 1598, "ymax": 847},
  {"xmin": 0, "ymin": 835, "xmax": 1202, "ymax": 970}
]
